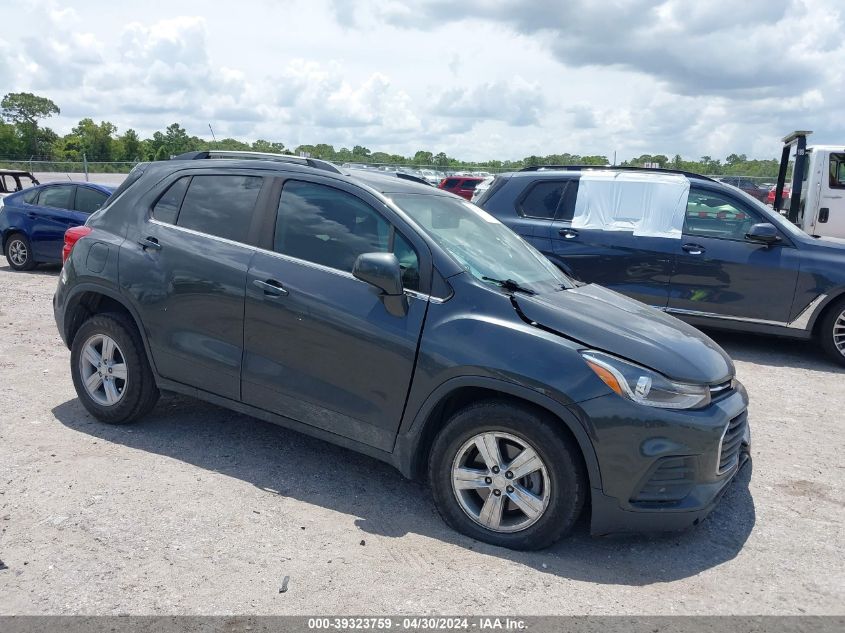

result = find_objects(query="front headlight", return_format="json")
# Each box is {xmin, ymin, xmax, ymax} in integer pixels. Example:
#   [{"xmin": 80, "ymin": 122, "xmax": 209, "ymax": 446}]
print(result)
[{"xmin": 580, "ymin": 350, "xmax": 711, "ymax": 410}]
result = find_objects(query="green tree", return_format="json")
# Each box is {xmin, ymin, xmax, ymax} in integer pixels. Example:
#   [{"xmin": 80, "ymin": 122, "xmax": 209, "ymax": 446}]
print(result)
[
  {"xmin": 0, "ymin": 120, "xmax": 22, "ymax": 158},
  {"xmin": 251, "ymin": 139, "xmax": 285, "ymax": 154},
  {"xmin": 413, "ymin": 150, "xmax": 433, "ymax": 165},
  {"xmin": 69, "ymin": 118, "xmax": 117, "ymax": 162},
  {"xmin": 119, "ymin": 129, "xmax": 142, "ymax": 161},
  {"xmin": 1, "ymin": 92, "xmax": 60, "ymax": 157}
]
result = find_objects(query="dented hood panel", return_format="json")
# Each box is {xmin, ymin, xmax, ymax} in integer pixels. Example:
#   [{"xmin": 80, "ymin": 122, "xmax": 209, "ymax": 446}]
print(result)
[{"xmin": 514, "ymin": 284, "xmax": 734, "ymax": 384}]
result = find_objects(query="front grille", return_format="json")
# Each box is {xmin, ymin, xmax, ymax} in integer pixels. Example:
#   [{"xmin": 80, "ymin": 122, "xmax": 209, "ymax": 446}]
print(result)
[
  {"xmin": 718, "ymin": 412, "xmax": 747, "ymax": 474},
  {"xmin": 631, "ymin": 456, "xmax": 695, "ymax": 503}
]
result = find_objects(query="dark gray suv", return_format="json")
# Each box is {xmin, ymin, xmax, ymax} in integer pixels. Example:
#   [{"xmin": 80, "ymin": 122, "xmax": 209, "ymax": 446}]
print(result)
[{"xmin": 54, "ymin": 151, "xmax": 750, "ymax": 550}]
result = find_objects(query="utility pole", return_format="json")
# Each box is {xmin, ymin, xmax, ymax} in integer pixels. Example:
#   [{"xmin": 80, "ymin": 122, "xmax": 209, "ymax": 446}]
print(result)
[{"xmin": 208, "ymin": 124, "xmax": 217, "ymax": 147}]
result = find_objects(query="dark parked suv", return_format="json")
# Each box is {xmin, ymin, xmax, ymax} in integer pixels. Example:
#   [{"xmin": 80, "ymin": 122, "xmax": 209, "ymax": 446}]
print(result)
[
  {"xmin": 54, "ymin": 151, "xmax": 750, "ymax": 549},
  {"xmin": 477, "ymin": 166, "xmax": 845, "ymax": 366}
]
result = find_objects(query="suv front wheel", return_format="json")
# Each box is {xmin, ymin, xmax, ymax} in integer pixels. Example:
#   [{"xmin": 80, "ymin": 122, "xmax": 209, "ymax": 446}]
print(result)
[
  {"xmin": 819, "ymin": 297, "xmax": 845, "ymax": 367},
  {"xmin": 70, "ymin": 312, "xmax": 160, "ymax": 423},
  {"xmin": 428, "ymin": 400, "xmax": 586, "ymax": 550}
]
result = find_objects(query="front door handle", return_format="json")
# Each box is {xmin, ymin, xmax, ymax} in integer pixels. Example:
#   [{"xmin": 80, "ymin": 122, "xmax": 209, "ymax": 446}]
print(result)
[
  {"xmin": 559, "ymin": 228, "xmax": 579, "ymax": 239},
  {"xmin": 682, "ymin": 243, "xmax": 705, "ymax": 255},
  {"xmin": 253, "ymin": 278, "xmax": 288, "ymax": 297},
  {"xmin": 138, "ymin": 236, "xmax": 161, "ymax": 250}
]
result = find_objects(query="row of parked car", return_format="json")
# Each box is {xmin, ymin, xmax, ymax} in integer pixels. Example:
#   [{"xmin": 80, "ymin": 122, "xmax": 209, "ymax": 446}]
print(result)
[{"xmin": 3, "ymin": 150, "xmax": 842, "ymax": 550}]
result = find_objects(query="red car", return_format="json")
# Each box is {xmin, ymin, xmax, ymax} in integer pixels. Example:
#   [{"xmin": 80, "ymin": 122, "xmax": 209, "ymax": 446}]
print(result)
[
  {"xmin": 438, "ymin": 176, "xmax": 485, "ymax": 200},
  {"xmin": 767, "ymin": 184, "xmax": 790, "ymax": 207}
]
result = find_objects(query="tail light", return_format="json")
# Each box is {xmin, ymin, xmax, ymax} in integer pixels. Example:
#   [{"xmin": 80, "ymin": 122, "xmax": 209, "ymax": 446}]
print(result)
[{"xmin": 62, "ymin": 226, "xmax": 92, "ymax": 263}]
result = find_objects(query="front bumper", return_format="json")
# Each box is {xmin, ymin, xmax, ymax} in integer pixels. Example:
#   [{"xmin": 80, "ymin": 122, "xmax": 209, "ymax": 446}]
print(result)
[{"xmin": 568, "ymin": 383, "xmax": 751, "ymax": 535}]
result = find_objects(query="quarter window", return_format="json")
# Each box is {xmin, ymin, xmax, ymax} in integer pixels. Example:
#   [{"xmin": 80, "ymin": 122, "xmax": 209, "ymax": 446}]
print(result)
[
  {"xmin": 519, "ymin": 181, "xmax": 571, "ymax": 220},
  {"xmin": 274, "ymin": 180, "xmax": 419, "ymax": 290},
  {"xmin": 75, "ymin": 187, "xmax": 109, "ymax": 214},
  {"xmin": 38, "ymin": 186, "xmax": 74, "ymax": 209},
  {"xmin": 176, "ymin": 175, "xmax": 262, "ymax": 243},
  {"xmin": 152, "ymin": 177, "xmax": 190, "ymax": 224},
  {"xmin": 684, "ymin": 189, "xmax": 758, "ymax": 241}
]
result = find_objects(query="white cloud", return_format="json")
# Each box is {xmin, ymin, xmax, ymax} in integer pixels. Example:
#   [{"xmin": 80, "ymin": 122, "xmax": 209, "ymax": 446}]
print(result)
[{"xmin": 2, "ymin": 0, "xmax": 844, "ymax": 162}]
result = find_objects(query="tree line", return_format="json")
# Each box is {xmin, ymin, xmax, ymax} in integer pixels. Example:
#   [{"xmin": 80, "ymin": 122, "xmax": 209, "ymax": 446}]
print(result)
[{"xmin": 0, "ymin": 92, "xmax": 782, "ymax": 176}]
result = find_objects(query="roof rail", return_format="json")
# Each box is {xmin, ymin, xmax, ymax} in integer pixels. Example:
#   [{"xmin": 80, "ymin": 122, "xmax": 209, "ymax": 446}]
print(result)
[
  {"xmin": 518, "ymin": 164, "xmax": 715, "ymax": 182},
  {"xmin": 171, "ymin": 150, "xmax": 343, "ymax": 174}
]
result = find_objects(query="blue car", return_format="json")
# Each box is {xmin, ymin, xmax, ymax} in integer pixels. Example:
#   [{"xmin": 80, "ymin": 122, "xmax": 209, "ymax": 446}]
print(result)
[
  {"xmin": 477, "ymin": 166, "xmax": 845, "ymax": 366},
  {"xmin": 0, "ymin": 181, "xmax": 114, "ymax": 270}
]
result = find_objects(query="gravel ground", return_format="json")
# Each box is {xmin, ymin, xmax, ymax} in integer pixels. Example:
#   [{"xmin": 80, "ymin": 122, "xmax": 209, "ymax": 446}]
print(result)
[{"xmin": 0, "ymin": 261, "xmax": 842, "ymax": 615}]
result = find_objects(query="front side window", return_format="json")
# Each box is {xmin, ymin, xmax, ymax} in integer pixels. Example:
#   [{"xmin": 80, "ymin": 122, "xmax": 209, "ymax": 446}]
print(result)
[
  {"xmin": 684, "ymin": 189, "xmax": 758, "ymax": 241},
  {"xmin": 830, "ymin": 154, "xmax": 845, "ymax": 189},
  {"xmin": 274, "ymin": 181, "xmax": 419, "ymax": 290},
  {"xmin": 390, "ymin": 193, "xmax": 573, "ymax": 294},
  {"xmin": 519, "ymin": 181, "xmax": 568, "ymax": 219},
  {"xmin": 38, "ymin": 185, "xmax": 74, "ymax": 209},
  {"xmin": 22, "ymin": 188, "xmax": 39, "ymax": 204},
  {"xmin": 75, "ymin": 187, "xmax": 109, "ymax": 214},
  {"xmin": 176, "ymin": 175, "xmax": 262, "ymax": 243}
]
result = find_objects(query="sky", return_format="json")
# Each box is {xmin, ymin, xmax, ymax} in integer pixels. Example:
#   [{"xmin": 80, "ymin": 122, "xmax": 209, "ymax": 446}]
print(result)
[{"xmin": 2, "ymin": 0, "xmax": 843, "ymax": 162}]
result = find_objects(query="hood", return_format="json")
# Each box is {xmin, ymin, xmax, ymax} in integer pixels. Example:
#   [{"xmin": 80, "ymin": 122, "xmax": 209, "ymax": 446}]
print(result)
[
  {"xmin": 812, "ymin": 236, "xmax": 845, "ymax": 249},
  {"xmin": 514, "ymin": 284, "xmax": 734, "ymax": 384}
]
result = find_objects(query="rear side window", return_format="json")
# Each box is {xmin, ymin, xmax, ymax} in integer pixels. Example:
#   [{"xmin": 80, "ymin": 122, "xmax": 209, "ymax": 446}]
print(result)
[
  {"xmin": 152, "ymin": 177, "xmax": 190, "ymax": 224},
  {"xmin": 460, "ymin": 180, "xmax": 481, "ymax": 190},
  {"xmin": 38, "ymin": 185, "xmax": 75, "ymax": 209},
  {"xmin": 75, "ymin": 187, "xmax": 109, "ymax": 214},
  {"xmin": 519, "ymin": 181, "xmax": 569, "ymax": 219},
  {"xmin": 443, "ymin": 178, "xmax": 460, "ymax": 188},
  {"xmin": 176, "ymin": 175, "xmax": 262, "ymax": 243}
]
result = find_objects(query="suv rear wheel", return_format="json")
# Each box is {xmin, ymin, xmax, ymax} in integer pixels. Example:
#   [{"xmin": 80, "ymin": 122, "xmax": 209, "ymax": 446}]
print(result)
[
  {"xmin": 5, "ymin": 233, "xmax": 36, "ymax": 270},
  {"xmin": 428, "ymin": 400, "xmax": 585, "ymax": 550},
  {"xmin": 819, "ymin": 297, "xmax": 845, "ymax": 367},
  {"xmin": 70, "ymin": 312, "xmax": 160, "ymax": 423}
]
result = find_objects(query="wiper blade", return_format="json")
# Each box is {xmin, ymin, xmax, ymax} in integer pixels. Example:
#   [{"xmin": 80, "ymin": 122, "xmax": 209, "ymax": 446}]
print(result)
[{"xmin": 481, "ymin": 276, "xmax": 536, "ymax": 295}]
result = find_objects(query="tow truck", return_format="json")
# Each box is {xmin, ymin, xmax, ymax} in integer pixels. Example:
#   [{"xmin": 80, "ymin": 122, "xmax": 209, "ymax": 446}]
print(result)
[{"xmin": 774, "ymin": 131, "xmax": 845, "ymax": 239}]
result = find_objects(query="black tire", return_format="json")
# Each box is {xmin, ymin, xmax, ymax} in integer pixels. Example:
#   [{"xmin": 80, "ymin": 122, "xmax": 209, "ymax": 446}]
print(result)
[
  {"xmin": 818, "ymin": 297, "xmax": 845, "ymax": 367},
  {"xmin": 428, "ymin": 400, "xmax": 586, "ymax": 550},
  {"xmin": 5, "ymin": 232, "xmax": 36, "ymax": 271},
  {"xmin": 70, "ymin": 312, "xmax": 160, "ymax": 423}
]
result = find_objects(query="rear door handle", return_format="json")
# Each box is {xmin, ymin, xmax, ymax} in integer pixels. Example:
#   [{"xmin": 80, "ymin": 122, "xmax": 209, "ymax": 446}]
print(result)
[
  {"xmin": 559, "ymin": 228, "xmax": 579, "ymax": 239},
  {"xmin": 137, "ymin": 236, "xmax": 161, "ymax": 250},
  {"xmin": 682, "ymin": 243, "xmax": 705, "ymax": 255},
  {"xmin": 253, "ymin": 278, "xmax": 288, "ymax": 297}
]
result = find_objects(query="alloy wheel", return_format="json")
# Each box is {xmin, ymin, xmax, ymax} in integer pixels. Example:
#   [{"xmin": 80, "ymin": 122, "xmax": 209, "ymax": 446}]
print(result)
[
  {"xmin": 834, "ymin": 309, "xmax": 845, "ymax": 357},
  {"xmin": 450, "ymin": 431, "xmax": 551, "ymax": 533},
  {"xmin": 78, "ymin": 334, "xmax": 128, "ymax": 406},
  {"xmin": 8, "ymin": 239, "xmax": 28, "ymax": 266}
]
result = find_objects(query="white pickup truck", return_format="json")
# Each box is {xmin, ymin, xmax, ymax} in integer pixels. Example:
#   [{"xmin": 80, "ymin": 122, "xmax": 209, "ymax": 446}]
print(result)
[{"xmin": 775, "ymin": 132, "xmax": 845, "ymax": 239}]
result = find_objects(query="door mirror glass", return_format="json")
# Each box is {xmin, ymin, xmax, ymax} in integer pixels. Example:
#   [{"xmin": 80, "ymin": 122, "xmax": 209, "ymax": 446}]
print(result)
[
  {"xmin": 353, "ymin": 252, "xmax": 404, "ymax": 295},
  {"xmin": 745, "ymin": 222, "xmax": 780, "ymax": 244}
]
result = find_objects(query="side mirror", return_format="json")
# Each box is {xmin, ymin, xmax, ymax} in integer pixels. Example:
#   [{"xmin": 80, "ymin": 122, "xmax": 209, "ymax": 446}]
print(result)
[
  {"xmin": 745, "ymin": 223, "xmax": 780, "ymax": 245},
  {"xmin": 353, "ymin": 252, "xmax": 408, "ymax": 317}
]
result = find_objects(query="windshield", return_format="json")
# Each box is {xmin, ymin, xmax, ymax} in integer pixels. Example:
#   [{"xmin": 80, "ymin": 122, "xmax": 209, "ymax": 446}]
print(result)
[{"xmin": 389, "ymin": 193, "xmax": 574, "ymax": 293}]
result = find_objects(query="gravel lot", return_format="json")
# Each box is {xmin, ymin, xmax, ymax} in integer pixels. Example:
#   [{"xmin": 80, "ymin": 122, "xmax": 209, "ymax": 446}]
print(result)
[{"xmin": 0, "ymin": 261, "xmax": 842, "ymax": 615}]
